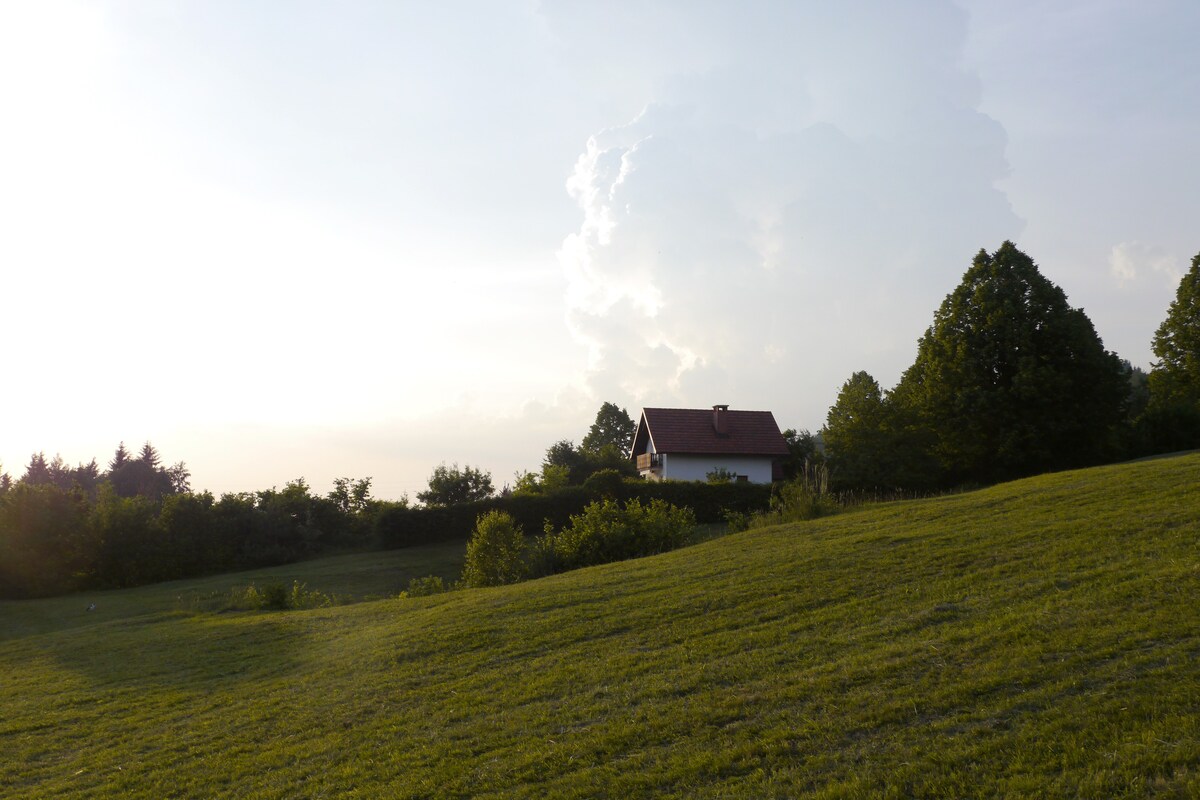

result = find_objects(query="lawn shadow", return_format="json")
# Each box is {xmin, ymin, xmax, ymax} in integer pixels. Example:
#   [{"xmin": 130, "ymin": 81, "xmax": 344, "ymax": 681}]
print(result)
[{"xmin": 46, "ymin": 612, "xmax": 309, "ymax": 690}]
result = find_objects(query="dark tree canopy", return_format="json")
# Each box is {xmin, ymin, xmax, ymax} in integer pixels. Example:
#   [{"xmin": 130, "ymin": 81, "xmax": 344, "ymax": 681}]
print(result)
[
  {"xmin": 580, "ymin": 402, "xmax": 636, "ymax": 456},
  {"xmin": 1149, "ymin": 251, "xmax": 1200, "ymax": 408},
  {"xmin": 822, "ymin": 372, "xmax": 889, "ymax": 489},
  {"xmin": 417, "ymin": 463, "xmax": 494, "ymax": 507},
  {"xmin": 895, "ymin": 241, "xmax": 1126, "ymax": 484}
]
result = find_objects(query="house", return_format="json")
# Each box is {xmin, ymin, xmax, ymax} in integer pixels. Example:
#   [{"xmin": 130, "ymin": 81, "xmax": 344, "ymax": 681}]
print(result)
[{"xmin": 630, "ymin": 404, "xmax": 790, "ymax": 483}]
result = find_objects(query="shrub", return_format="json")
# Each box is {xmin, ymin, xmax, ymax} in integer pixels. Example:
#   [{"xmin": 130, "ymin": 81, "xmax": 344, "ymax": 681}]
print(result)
[
  {"xmin": 402, "ymin": 575, "xmax": 448, "ymax": 598},
  {"xmin": 744, "ymin": 462, "xmax": 832, "ymax": 529},
  {"xmin": 537, "ymin": 498, "xmax": 695, "ymax": 574},
  {"xmin": 582, "ymin": 468, "xmax": 628, "ymax": 498},
  {"xmin": 222, "ymin": 580, "xmax": 335, "ymax": 611},
  {"xmin": 461, "ymin": 511, "xmax": 527, "ymax": 588},
  {"xmin": 706, "ymin": 467, "xmax": 735, "ymax": 484}
]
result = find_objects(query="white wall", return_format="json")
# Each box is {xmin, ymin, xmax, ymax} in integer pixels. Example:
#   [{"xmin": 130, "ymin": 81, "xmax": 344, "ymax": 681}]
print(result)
[{"xmin": 660, "ymin": 454, "xmax": 774, "ymax": 484}]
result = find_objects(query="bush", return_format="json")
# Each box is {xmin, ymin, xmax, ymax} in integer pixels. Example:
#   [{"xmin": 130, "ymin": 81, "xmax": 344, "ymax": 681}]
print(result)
[
  {"xmin": 461, "ymin": 511, "xmax": 527, "ymax": 588},
  {"xmin": 536, "ymin": 498, "xmax": 695, "ymax": 575},
  {"xmin": 402, "ymin": 575, "xmax": 448, "ymax": 597},
  {"xmin": 582, "ymin": 468, "xmax": 628, "ymax": 498},
  {"xmin": 222, "ymin": 580, "xmax": 335, "ymax": 611},
  {"xmin": 743, "ymin": 463, "xmax": 832, "ymax": 530}
]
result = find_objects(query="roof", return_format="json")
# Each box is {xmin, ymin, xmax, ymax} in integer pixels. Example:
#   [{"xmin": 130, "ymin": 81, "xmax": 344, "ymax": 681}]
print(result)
[{"xmin": 631, "ymin": 407, "xmax": 790, "ymax": 458}]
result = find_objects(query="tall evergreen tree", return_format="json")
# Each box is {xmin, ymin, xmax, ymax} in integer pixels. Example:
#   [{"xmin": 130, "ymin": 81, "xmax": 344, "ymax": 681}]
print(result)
[
  {"xmin": 108, "ymin": 442, "xmax": 130, "ymax": 472},
  {"xmin": 895, "ymin": 241, "xmax": 1126, "ymax": 484},
  {"xmin": 21, "ymin": 452, "xmax": 51, "ymax": 486},
  {"xmin": 138, "ymin": 442, "xmax": 162, "ymax": 469}
]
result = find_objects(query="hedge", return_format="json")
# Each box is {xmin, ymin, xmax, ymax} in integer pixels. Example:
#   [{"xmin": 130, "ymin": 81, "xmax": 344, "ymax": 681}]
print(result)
[{"xmin": 375, "ymin": 480, "xmax": 771, "ymax": 549}]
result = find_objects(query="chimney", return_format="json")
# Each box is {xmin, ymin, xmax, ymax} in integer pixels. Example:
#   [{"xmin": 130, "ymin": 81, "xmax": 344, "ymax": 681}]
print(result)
[{"xmin": 712, "ymin": 404, "xmax": 729, "ymax": 435}]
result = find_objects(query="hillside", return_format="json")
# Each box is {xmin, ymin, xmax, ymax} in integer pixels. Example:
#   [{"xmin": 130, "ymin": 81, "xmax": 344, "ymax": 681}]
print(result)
[{"xmin": 2, "ymin": 455, "xmax": 1198, "ymax": 798}]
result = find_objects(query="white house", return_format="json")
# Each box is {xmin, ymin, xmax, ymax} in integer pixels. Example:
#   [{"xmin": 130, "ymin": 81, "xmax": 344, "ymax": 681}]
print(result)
[{"xmin": 630, "ymin": 405, "xmax": 790, "ymax": 483}]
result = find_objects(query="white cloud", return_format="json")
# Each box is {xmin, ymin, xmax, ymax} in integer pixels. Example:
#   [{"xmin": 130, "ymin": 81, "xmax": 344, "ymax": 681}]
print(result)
[
  {"xmin": 1109, "ymin": 241, "xmax": 1183, "ymax": 287},
  {"xmin": 551, "ymin": 2, "xmax": 1021, "ymax": 428}
]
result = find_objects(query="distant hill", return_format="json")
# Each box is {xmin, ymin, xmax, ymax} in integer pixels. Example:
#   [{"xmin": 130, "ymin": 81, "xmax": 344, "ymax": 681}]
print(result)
[{"xmin": 2, "ymin": 454, "xmax": 1198, "ymax": 798}]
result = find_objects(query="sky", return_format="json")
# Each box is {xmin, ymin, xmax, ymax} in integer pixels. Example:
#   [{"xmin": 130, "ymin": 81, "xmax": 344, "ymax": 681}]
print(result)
[{"xmin": 2, "ymin": 0, "xmax": 1197, "ymax": 501}]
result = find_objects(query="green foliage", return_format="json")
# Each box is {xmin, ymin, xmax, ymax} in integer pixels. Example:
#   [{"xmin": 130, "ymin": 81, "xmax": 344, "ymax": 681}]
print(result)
[
  {"xmin": 417, "ymin": 463, "xmax": 494, "ymax": 508},
  {"xmin": 223, "ymin": 581, "xmax": 337, "ymax": 611},
  {"xmin": 895, "ymin": 241, "xmax": 1127, "ymax": 484},
  {"xmin": 378, "ymin": 480, "xmax": 770, "ymax": 550},
  {"xmin": 511, "ymin": 464, "xmax": 571, "ymax": 496},
  {"xmin": 106, "ymin": 441, "xmax": 189, "ymax": 500},
  {"xmin": 581, "ymin": 468, "xmax": 627, "ymax": 497},
  {"xmin": 535, "ymin": 498, "xmax": 695, "ymax": 575},
  {"xmin": 1149, "ymin": 251, "xmax": 1200, "ymax": 408},
  {"xmin": 461, "ymin": 511, "xmax": 527, "ymax": 588},
  {"xmin": 822, "ymin": 371, "xmax": 894, "ymax": 489},
  {"xmin": 705, "ymin": 467, "xmax": 736, "ymax": 484},
  {"xmin": 740, "ymin": 461, "xmax": 832, "ymax": 529},
  {"xmin": 580, "ymin": 401, "xmax": 636, "ymax": 456},
  {"xmin": 0, "ymin": 482, "xmax": 92, "ymax": 597},
  {"xmin": 401, "ymin": 575, "xmax": 448, "ymax": 598},
  {"xmin": 780, "ymin": 428, "xmax": 822, "ymax": 480},
  {"xmin": 544, "ymin": 406, "xmax": 639, "ymax": 487},
  {"xmin": 0, "ymin": 461, "xmax": 401, "ymax": 599}
]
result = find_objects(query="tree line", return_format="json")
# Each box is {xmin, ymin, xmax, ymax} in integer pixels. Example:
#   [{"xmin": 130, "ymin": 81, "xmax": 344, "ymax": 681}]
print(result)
[
  {"xmin": 818, "ymin": 243, "xmax": 1200, "ymax": 491},
  {"xmin": 0, "ymin": 442, "xmax": 386, "ymax": 599},
  {"xmin": 5, "ymin": 242, "xmax": 1198, "ymax": 598}
]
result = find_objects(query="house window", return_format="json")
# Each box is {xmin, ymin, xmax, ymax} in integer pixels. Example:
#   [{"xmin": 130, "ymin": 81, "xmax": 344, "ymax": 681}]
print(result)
[{"xmin": 736, "ymin": 475, "xmax": 749, "ymax": 483}]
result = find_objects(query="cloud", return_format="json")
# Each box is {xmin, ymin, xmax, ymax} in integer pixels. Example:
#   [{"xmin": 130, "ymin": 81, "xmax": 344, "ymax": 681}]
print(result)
[
  {"xmin": 1109, "ymin": 241, "xmax": 1183, "ymax": 287},
  {"xmin": 549, "ymin": 1, "xmax": 1021, "ymax": 427}
]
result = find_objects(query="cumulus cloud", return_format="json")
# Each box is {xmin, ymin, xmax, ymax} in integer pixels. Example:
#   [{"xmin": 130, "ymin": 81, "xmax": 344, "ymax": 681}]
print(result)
[
  {"xmin": 1109, "ymin": 241, "xmax": 1183, "ymax": 287},
  {"xmin": 548, "ymin": 1, "xmax": 1021, "ymax": 427}
]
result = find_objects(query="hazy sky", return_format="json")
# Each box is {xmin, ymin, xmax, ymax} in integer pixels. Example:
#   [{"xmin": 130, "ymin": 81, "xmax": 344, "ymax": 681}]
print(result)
[{"xmin": 2, "ymin": 0, "xmax": 1196, "ymax": 500}]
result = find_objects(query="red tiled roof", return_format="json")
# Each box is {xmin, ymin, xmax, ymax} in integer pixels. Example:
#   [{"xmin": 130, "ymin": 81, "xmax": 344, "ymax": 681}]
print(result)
[{"xmin": 632, "ymin": 407, "xmax": 790, "ymax": 457}]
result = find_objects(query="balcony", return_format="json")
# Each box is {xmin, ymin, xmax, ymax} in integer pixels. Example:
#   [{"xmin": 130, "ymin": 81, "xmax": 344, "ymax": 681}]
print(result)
[{"xmin": 636, "ymin": 453, "xmax": 662, "ymax": 471}]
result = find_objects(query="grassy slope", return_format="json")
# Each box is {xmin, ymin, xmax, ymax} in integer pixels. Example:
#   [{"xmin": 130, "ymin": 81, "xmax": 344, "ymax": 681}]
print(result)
[{"xmin": 2, "ymin": 456, "xmax": 1198, "ymax": 798}]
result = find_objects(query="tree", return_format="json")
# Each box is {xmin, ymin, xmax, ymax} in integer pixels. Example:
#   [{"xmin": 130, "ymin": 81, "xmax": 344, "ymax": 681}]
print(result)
[
  {"xmin": 895, "ymin": 241, "xmax": 1127, "ymax": 483},
  {"xmin": 417, "ymin": 463, "xmax": 494, "ymax": 507},
  {"xmin": 780, "ymin": 428, "xmax": 822, "ymax": 480},
  {"xmin": 106, "ymin": 442, "xmax": 183, "ymax": 500},
  {"xmin": 822, "ymin": 372, "xmax": 897, "ymax": 489},
  {"xmin": 581, "ymin": 402, "xmax": 636, "ymax": 456},
  {"xmin": 21, "ymin": 453, "xmax": 51, "ymax": 486},
  {"xmin": 328, "ymin": 477, "xmax": 373, "ymax": 515},
  {"xmin": 543, "ymin": 439, "xmax": 594, "ymax": 485},
  {"xmin": 108, "ymin": 442, "xmax": 130, "ymax": 472},
  {"xmin": 138, "ymin": 442, "xmax": 162, "ymax": 469},
  {"xmin": 1149, "ymin": 251, "xmax": 1200, "ymax": 408}
]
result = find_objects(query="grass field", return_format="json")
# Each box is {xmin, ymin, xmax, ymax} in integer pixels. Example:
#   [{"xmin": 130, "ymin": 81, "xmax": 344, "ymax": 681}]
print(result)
[{"xmin": 2, "ymin": 455, "xmax": 1198, "ymax": 798}]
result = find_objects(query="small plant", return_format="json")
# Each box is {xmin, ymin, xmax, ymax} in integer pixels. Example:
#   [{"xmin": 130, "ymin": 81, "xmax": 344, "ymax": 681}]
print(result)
[
  {"xmin": 288, "ymin": 581, "xmax": 335, "ymax": 609},
  {"xmin": 706, "ymin": 467, "xmax": 736, "ymax": 484},
  {"xmin": 722, "ymin": 508, "xmax": 751, "ymax": 533},
  {"xmin": 461, "ymin": 510, "xmax": 527, "ymax": 588},
  {"xmin": 743, "ymin": 461, "xmax": 835, "ymax": 530},
  {"xmin": 402, "ymin": 575, "xmax": 447, "ymax": 598},
  {"xmin": 221, "ymin": 581, "xmax": 335, "ymax": 611}
]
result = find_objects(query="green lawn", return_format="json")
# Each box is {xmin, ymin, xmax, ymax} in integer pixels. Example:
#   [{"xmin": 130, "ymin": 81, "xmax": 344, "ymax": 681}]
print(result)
[
  {"xmin": 0, "ymin": 542, "xmax": 465, "ymax": 641},
  {"xmin": 2, "ymin": 456, "xmax": 1198, "ymax": 798}
]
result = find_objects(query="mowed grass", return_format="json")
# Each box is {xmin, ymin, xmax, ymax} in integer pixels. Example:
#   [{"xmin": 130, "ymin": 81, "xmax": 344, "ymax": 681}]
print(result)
[
  {"xmin": 0, "ymin": 542, "xmax": 466, "ymax": 641},
  {"xmin": 2, "ymin": 457, "xmax": 1198, "ymax": 798}
]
